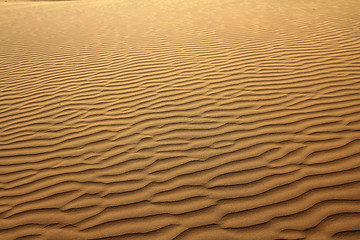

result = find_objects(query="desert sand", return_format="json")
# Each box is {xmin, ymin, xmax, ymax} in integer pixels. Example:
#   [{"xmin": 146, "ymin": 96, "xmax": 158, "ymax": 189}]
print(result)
[{"xmin": 1, "ymin": 0, "xmax": 360, "ymax": 239}]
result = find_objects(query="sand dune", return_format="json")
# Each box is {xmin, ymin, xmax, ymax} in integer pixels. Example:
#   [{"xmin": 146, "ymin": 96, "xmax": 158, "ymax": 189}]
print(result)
[{"xmin": 1, "ymin": 0, "xmax": 360, "ymax": 239}]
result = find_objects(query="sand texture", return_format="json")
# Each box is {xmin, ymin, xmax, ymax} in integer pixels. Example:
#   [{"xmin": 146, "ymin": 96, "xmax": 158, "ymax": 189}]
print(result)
[{"xmin": 1, "ymin": 0, "xmax": 360, "ymax": 239}]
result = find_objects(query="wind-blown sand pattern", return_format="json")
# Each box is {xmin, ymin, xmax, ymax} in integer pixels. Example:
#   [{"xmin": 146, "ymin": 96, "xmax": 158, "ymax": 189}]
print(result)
[{"xmin": 1, "ymin": 0, "xmax": 360, "ymax": 239}]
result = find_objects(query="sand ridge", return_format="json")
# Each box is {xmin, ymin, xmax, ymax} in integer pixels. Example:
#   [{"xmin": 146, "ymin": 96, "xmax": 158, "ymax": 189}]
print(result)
[{"xmin": 1, "ymin": 0, "xmax": 360, "ymax": 239}]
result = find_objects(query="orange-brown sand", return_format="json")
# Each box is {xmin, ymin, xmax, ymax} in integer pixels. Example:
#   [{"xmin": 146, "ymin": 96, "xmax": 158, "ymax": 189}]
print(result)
[{"xmin": 1, "ymin": 0, "xmax": 360, "ymax": 239}]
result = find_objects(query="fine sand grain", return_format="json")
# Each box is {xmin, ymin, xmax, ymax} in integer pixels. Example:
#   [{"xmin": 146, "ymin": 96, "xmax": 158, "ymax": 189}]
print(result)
[{"xmin": 1, "ymin": 0, "xmax": 360, "ymax": 239}]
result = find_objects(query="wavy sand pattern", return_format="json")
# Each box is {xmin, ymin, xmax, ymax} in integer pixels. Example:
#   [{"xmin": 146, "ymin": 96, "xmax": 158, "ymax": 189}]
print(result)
[{"xmin": 1, "ymin": 0, "xmax": 360, "ymax": 239}]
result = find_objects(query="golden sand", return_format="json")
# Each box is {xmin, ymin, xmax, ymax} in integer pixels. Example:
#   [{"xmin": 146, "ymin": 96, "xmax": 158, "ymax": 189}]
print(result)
[{"xmin": 1, "ymin": 0, "xmax": 360, "ymax": 239}]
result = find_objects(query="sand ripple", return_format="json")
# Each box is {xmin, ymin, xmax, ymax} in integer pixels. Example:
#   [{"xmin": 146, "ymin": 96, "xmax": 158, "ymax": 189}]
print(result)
[{"xmin": 1, "ymin": 0, "xmax": 360, "ymax": 239}]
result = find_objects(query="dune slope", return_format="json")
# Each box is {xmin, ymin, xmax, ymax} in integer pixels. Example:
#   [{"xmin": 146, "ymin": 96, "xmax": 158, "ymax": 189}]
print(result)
[{"xmin": 1, "ymin": 0, "xmax": 360, "ymax": 239}]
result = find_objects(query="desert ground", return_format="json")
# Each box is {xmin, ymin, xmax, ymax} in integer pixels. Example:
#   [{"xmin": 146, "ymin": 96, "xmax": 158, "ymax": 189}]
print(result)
[{"xmin": 1, "ymin": 0, "xmax": 360, "ymax": 239}]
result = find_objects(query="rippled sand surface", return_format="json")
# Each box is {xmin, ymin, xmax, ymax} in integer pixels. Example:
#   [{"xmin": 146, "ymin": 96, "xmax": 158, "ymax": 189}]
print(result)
[{"xmin": 1, "ymin": 0, "xmax": 360, "ymax": 239}]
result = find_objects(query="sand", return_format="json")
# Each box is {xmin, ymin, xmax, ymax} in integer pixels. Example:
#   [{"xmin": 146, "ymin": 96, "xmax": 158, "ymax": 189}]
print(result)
[{"xmin": 1, "ymin": 0, "xmax": 360, "ymax": 239}]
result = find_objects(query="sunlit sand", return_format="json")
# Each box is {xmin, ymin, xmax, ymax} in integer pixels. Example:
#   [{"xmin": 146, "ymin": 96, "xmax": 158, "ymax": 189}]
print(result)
[{"xmin": 1, "ymin": 0, "xmax": 360, "ymax": 239}]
